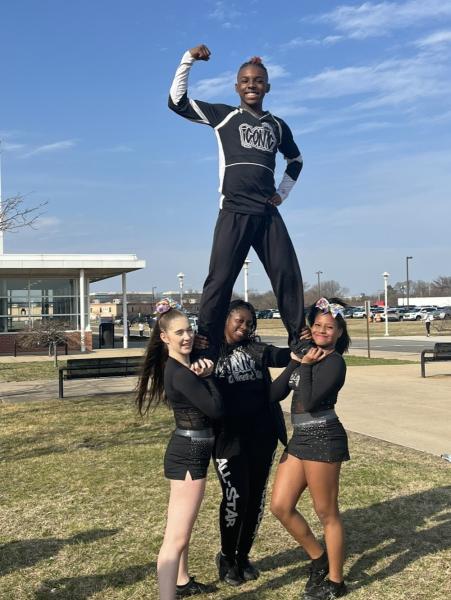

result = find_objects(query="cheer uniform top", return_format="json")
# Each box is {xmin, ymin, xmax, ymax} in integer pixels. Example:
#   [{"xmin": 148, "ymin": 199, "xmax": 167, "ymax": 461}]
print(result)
[
  {"xmin": 215, "ymin": 341, "xmax": 290, "ymax": 441},
  {"xmin": 169, "ymin": 51, "xmax": 303, "ymax": 215},
  {"xmin": 163, "ymin": 356, "xmax": 223, "ymax": 480},
  {"xmin": 271, "ymin": 353, "xmax": 350, "ymax": 462}
]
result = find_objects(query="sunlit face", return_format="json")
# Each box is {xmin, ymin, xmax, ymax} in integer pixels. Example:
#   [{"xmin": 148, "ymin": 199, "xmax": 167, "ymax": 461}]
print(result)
[
  {"xmin": 235, "ymin": 65, "xmax": 270, "ymax": 110},
  {"xmin": 311, "ymin": 312, "xmax": 342, "ymax": 350},
  {"xmin": 160, "ymin": 315, "xmax": 194, "ymax": 356},
  {"xmin": 225, "ymin": 308, "xmax": 254, "ymax": 344}
]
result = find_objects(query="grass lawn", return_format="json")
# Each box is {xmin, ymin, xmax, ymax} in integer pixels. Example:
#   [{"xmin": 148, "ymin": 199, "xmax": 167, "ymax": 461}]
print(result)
[
  {"xmin": 1, "ymin": 395, "xmax": 449, "ymax": 599},
  {"xmin": 0, "ymin": 355, "xmax": 415, "ymax": 384},
  {"xmin": 0, "ymin": 361, "xmax": 66, "ymax": 382}
]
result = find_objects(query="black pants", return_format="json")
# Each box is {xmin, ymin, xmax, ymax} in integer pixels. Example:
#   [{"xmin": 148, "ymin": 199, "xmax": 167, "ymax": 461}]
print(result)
[
  {"xmin": 198, "ymin": 209, "xmax": 305, "ymax": 357},
  {"xmin": 213, "ymin": 428, "xmax": 277, "ymax": 558}
]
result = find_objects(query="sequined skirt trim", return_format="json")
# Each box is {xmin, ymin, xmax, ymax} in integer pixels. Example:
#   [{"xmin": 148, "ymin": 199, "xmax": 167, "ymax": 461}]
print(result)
[{"xmin": 286, "ymin": 418, "xmax": 350, "ymax": 463}]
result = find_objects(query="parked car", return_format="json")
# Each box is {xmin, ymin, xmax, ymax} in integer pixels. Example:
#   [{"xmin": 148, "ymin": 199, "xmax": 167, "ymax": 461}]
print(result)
[
  {"xmin": 432, "ymin": 306, "xmax": 451, "ymax": 320},
  {"xmin": 381, "ymin": 308, "xmax": 402, "ymax": 322},
  {"xmin": 402, "ymin": 307, "xmax": 437, "ymax": 321},
  {"xmin": 343, "ymin": 307, "xmax": 356, "ymax": 318},
  {"xmin": 352, "ymin": 307, "xmax": 367, "ymax": 318},
  {"xmin": 271, "ymin": 310, "xmax": 281, "ymax": 318},
  {"xmin": 256, "ymin": 309, "xmax": 273, "ymax": 319}
]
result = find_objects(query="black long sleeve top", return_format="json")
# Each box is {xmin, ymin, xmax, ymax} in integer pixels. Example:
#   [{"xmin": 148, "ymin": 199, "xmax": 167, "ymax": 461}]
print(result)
[
  {"xmin": 164, "ymin": 356, "xmax": 223, "ymax": 429},
  {"xmin": 215, "ymin": 342, "xmax": 290, "ymax": 418},
  {"xmin": 270, "ymin": 352, "xmax": 347, "ymax": 414},
  {"xmin": 168, "ymin": 51, "xmax": 302, "ymax": 215}
]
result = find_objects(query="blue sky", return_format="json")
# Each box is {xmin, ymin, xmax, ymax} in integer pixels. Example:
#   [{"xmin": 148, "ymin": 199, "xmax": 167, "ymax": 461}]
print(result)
[{"xmin": 1, "ymin": 0, "xmax": 451, "ymax": 297}]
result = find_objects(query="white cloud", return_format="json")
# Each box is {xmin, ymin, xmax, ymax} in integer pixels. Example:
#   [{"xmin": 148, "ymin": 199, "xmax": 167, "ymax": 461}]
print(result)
[
  {"xmin": 21, "ymin": 139, "xmax": 77, "ymax": 159},
  {"xmin": 318, "ymin": 0, "xmax": 451, "ymax": 39},
  {"xmin": 1, "ymin": 142, "xmax": 25, "ymax": 151},
  {"xmin": 273, "ymin": 51, "xmax": 450, "ymax": 117},
  {"xmin": 283, "ymin": 35, "xmax": 343, "ymax": 49},
  {"xmin": 35, "ymin": 216, "xmax": 62, "ymax": 230},
  {"xmin": 191, "ymin": 72, "xmax": 235, "ymax": 100},
  {"xmin": 415, "ymin": 29, "xmax": 451, "ymax": 48},
  {"xmin": 209, "ymin": 1, "xmax": 242, "ymax": 27}
]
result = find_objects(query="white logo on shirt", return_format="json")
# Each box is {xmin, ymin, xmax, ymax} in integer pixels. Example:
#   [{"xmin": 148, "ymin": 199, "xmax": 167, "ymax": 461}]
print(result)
[
  {"xmin": 216, "ymin": 347, "xmax": 263, "ymax": 384},
  {"xmin": 239, "ymin": 122, "xmax": 277, "ymax": 152}
]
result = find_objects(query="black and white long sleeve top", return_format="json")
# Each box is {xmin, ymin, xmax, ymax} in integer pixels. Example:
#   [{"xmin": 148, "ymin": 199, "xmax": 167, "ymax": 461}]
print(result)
[
  {"xmin": 270, "ymin": 352, "xmax": 347, "ymax": 414},
  {"xmin": 168, "ymin": 51, "xmax": 303, "ymax": 216},
  {"xmin": 164, "ymin": 356, "xmax": 224, "ymax": 430}
]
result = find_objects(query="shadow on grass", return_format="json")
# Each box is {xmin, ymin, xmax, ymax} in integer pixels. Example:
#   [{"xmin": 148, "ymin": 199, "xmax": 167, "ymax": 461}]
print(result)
[
  {"xmin": 221, "ymin": 486, "xmax": 451, "ymax": 598},
  {"xmin": 33, "ymin": 563, "xmax": 155, "ymax": 599},
  {"xmin": 0, "ymin": 529, "xmax": 119, "ymax": 577},
  {"xmin": 2, "ymin": 422, "xmax": 173, "ymax": 463}
]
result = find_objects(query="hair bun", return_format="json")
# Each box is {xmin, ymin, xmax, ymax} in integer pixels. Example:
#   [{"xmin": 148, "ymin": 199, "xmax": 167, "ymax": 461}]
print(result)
[{"xmin": 249, "ymin": 56, "xmax": 262, "ymax": 64}]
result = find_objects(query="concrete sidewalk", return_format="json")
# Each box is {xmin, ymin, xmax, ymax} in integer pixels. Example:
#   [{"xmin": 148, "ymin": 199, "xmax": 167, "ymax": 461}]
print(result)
[
  {"xmin": 278, "ymin": 362, "xmax": 451, "ymax": 457},
  {"xmin": 1, "ymin": 358, "xmax": 450, "ymax": 457}
]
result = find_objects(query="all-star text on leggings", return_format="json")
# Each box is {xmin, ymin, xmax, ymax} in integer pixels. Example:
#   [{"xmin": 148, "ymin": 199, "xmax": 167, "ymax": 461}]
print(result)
[{"xmin": 213, "ymin": 428, "xmax": 278, "ymax": 559}]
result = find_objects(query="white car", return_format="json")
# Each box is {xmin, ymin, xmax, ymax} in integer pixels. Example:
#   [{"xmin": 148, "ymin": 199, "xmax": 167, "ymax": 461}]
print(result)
[
  {"xmin": 352, "ymin": 307, "xmax": 367, "ymax": 318},
  {"xmin": 271, "ymin": 310, "xmax": 281, "ymax": 318},
  {"xmin": 402, "ymin": 307, "xmax": 437, "ymax": 321}
]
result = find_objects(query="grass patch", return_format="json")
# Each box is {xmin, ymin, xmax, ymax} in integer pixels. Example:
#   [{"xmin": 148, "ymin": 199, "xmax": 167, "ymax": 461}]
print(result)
[
  {"xmin": 345, "ymin": 355, "xmax": 416, "ymax": 366},
  {"xmin": 1, "ymin": 395, "xmax": 450, "ymax": 599},
  {"xmin": 0, "ymin": 361, "xmax": 64, "ymax": 382}
]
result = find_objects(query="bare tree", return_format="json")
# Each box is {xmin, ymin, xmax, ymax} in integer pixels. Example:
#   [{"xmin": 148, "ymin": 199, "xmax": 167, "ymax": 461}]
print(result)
[
  {"xmin": 0, "ymin": 195, "xmax": 47, "ymax": 232},
  {"xmin": 17, "ymin": 320, "xmax": 68, "ymax": 366},
  {"xmin": 305, "ymin": 280, "xmax": 349, "ymax": 306},
  {"xmin": 431, "ymin": 276, "xmax": 451, "ymax": 296}
]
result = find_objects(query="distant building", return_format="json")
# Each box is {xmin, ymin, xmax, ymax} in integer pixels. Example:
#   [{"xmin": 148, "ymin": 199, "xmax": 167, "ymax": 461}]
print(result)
[
  {"xmin": 397, "ymin": 296, "xmax": 451, "ymax": 307},
  {"xmin": 0, "ymin": 253, "xmax": 145, "ymax": 354}
]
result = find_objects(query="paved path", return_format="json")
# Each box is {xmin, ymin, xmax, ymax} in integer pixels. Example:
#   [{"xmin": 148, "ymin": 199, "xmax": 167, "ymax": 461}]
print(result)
[{"xmin": 1, "ymin": 343, "xmax": 450, "ymax": 457}]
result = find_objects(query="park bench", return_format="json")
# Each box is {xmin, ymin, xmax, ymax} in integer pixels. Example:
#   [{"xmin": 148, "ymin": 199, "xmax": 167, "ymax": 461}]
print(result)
[
  {"xmin": 58, "ymin": 356, "xmax": 143, "ymax": 398},
  {"xmin": 420, "ymin": 343, "xmax": 451, "ymax": 378}
]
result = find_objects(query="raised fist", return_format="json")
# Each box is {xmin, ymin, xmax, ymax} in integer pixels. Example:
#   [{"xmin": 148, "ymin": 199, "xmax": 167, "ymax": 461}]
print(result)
[{"xmin": 189, "ymin": 44, "xmax": 211, "ymax": 61}]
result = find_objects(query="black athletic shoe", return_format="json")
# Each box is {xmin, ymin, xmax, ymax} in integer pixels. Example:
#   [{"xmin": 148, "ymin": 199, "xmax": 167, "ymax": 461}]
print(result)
[
  {"xmin": 237, "ymin": 555, "xmax": 260, "ymax": 581},
  {"xmin": 304, "ymin": 579, "xmax": 347, "ymax": 600},
  {"xmin": 290, "ymin": 337, "xmax": 315, "ymax": 358},
  {"xmin": 215, "ymin": 552, "xmax": 244, "ymax": 586},
  {"xmin": 304, "ymin": 558, "xmax": 329, "ymax": 595},
  {"xmin": 176, "ymin": 576, "xmax": 214, "ymax": 597}
]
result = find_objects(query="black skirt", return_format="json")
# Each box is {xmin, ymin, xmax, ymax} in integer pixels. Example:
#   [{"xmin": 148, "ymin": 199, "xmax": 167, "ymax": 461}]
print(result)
[
  {"xmin": 286, "ymin": 418, "xmax": 350, "ymax": 463},
  {"xmin": 164, "ymin": 431, "xmax": 215, "ymax": 480}
]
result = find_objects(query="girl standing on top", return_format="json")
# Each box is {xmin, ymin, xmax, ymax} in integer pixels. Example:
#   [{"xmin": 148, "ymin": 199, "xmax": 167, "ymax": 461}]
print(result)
[
  {"xmin": 168, "ymin": 44, "xmax": 310, "ymax": 360},
  {"xmin": 136, "ymin": 301, "xmax": 223, "ymax": 599},
  {"xmin": 270, "ymin": 298, "xmax": 351, "ymax": 600}
]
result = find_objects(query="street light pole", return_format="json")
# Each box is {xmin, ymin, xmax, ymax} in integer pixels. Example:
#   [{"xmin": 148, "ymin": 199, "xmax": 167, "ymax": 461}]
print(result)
[
  {"xmin": 383, "ymin": 272, "xmax": 389, "ymax": 337},
  {"xmin": 243, "ymin": 258, "xmax": 251, "ymax": 302},
  {"xmin": 406, "ymin": 256, "xmax": 413, "ymax": 307},
  {"xmin": 315, "ymin": 270, "xmax": 323, "ymax": 296},
  {"xmin": 177, "ymin": 272, "xmax": 184, "ymax": 308}
]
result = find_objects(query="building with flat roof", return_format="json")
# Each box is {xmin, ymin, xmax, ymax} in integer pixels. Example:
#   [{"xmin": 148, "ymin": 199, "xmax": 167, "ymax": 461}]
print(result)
[{"xmin": 0, "ymin": 253, "xmax": 146, "ymax": 354}]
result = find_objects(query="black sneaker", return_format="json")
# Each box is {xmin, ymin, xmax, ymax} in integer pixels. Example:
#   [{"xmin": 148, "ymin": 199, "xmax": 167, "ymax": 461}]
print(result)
[
  {"xmin": 215, "ymin": 552, "xmax": 244, "ymax": 586},
  {"xmin": 236, "ymin": 555, "xmax": 260, "ymax": 581},
  {"xmin": 176, "ymin": 576, "xmax": 213, "ymax": 597},
  {"xmin": 304, "ymin": 579, "xmax": 347, "ymax": 600},
  {"xmin": 304, "ymin": 558, "xmax": 329, "ymax": 595},
  {"xmin": 290, "ymin": 337, "xmax": 315, "ymax": 358}
]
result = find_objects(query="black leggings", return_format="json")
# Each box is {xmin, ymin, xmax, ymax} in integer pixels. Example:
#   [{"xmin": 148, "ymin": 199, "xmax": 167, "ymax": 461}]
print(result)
[
  {"xmin": 213, "ymin": 428, "xmax": 278, "ymax": 558},
  {"xmin": 198, "ymin": 209, "xmax": 305, "ymax": 357}
]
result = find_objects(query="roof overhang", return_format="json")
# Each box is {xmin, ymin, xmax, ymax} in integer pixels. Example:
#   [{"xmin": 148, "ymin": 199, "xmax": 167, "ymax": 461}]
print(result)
[{"xmin": 0, "ymin": 253, "xmax": 146, "ymax": 283}]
